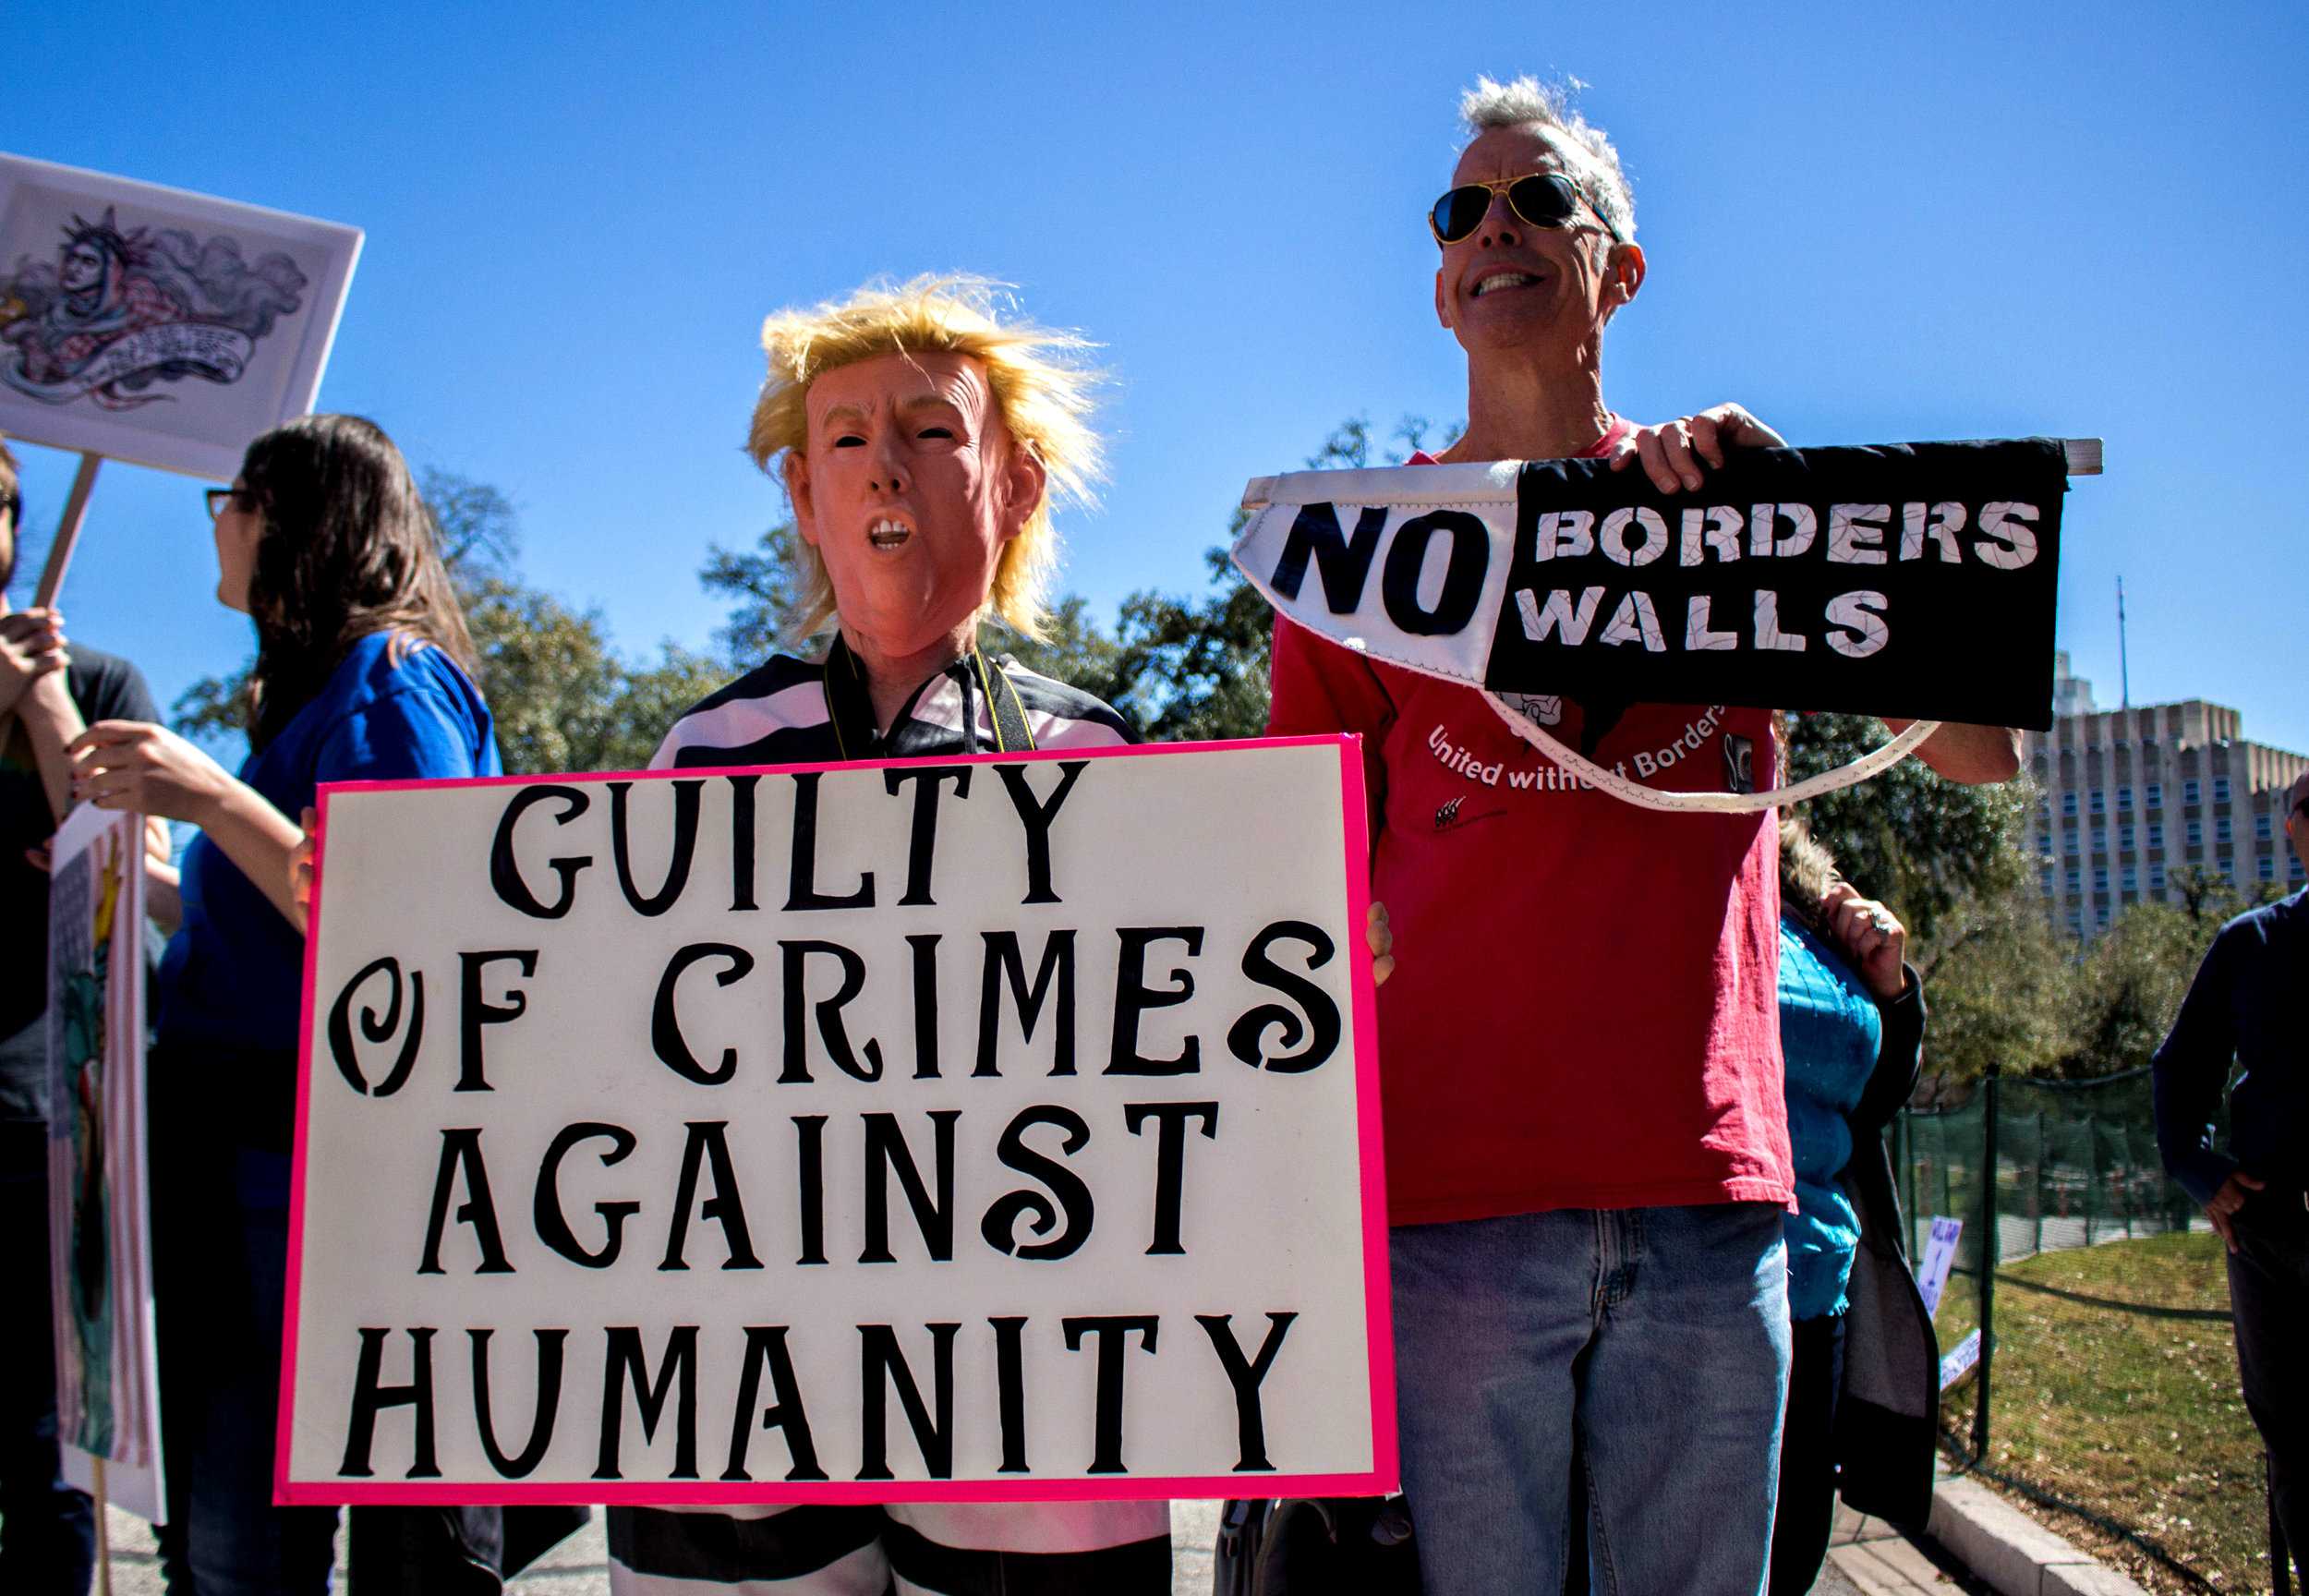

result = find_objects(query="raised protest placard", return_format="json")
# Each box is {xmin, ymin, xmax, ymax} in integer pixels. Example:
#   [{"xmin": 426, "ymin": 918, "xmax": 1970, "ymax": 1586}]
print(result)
[
  {"xmin": 47, "ymin": 804, "xmax": 164, "ymax": 1521},
  {"xmin": 1234, "ymin": 440, "xmax": 2074, "ymax": 732},
  {"xmin": 1916, "ymin": 1215, "xmax": 1964, "ymax": 1322},
  {"xmin": 279, "ymin": 739, "xmax": 1391, "ymax": 1505},
  {"xmin": 0, "ymin": 152, "xmax": 361, "ymax": 481}
]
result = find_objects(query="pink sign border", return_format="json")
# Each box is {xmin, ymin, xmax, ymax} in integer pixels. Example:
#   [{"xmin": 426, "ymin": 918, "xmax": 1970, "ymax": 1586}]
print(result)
[{"xmin": 275, "ymin": 734, "xmax": 1396, "ymax": 1506}]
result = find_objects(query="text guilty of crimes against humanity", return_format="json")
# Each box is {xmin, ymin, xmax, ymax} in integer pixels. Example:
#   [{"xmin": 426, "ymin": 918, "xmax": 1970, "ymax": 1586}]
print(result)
[{"xmin": 283, "ymin": 742, "xmax": 1390, "ymax": 1502}]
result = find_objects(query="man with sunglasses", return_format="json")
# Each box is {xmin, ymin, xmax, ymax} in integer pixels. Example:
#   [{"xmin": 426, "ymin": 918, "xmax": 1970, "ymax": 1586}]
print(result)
[
  {"xmin": 1264, "ymin": 77, "xmax": 2020, "ymax": 1592},
  {"xmin": 2155, "ymin": 768, "xmax": 2309, "ymax": 1583}
]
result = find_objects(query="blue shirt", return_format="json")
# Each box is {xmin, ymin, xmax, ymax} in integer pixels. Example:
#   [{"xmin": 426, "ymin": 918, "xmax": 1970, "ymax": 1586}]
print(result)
[
  {"xmin": 2153, "ymin": 889, "xmax": 2308, "ymax": 1206},
  {"xmin": 157, "ymin": 633, "xmax": 498, "ymax": 1059},
  {"xmin": 1779, "ymin": 917, "xmax": 1882, "ymax": 1319}
]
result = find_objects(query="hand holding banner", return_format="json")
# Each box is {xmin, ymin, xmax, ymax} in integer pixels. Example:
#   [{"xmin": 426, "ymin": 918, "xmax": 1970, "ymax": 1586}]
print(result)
[{"xmin": 1234, "ymin": 439, "xmax": 2083, "ymax": 734}]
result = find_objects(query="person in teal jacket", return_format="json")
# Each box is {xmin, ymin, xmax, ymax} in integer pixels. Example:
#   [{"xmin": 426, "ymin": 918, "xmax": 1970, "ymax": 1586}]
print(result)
[{"xmin": 1771, "ymin": 817, "xmax": 1929, "ymax": 1595}]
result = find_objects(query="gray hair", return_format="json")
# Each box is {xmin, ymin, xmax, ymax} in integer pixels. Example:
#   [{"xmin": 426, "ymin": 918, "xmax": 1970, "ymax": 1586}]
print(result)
[{"xmin": 1458, "ymin": 75, "xmax": 1635, "ymax": 243}]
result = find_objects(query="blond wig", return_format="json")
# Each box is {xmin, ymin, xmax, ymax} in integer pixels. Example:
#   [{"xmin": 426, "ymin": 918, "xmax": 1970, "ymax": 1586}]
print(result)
[{"xmin": 749, "ymin": 275, "xmax": 1103, "ymax": 642}]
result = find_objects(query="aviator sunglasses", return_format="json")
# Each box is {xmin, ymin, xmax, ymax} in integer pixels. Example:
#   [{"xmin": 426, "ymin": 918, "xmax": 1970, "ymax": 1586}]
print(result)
[{"xmin": 1429, "ymin": 172, "xmax": 1622, "ymax": 247}]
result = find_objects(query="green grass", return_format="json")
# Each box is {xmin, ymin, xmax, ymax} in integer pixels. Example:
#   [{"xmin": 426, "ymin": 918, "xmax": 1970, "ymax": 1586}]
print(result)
[{"xmin": 1940, "ymin": 1231, "xmax": 2279, "ymax": 1592}]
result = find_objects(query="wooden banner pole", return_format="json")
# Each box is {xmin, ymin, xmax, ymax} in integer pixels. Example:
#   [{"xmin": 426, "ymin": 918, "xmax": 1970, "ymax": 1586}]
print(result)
[
  {"xmin": 1239, "ymin": 436, "xmax": 2106, "ymax": 511},
  {"xmin": 32, "ymin": 452, "xmax": 103, "ymax": 611},
  {"xmin": 92, "ymin": 1455, "xmax": 115, "ymax": 1596}
]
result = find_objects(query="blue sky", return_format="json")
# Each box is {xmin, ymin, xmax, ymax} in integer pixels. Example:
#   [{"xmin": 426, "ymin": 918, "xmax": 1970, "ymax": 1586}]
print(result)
[{"xmin": 9, "ymin": 1, "xmax": 2306, "ymax": 752}]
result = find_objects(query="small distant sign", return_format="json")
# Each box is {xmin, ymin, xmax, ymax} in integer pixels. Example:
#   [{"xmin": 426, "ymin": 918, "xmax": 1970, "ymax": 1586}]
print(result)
[
  {"xmin": 1940, "ymin": 1327, "xmax": 1982, "ymax": 1392},
  {"xmin": 1917, "ymin": 1215, "xmax": 1964, "ymax": 1321}
]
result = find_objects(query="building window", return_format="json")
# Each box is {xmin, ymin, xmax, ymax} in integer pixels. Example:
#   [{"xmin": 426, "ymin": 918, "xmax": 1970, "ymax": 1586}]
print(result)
[
  {"xmin": 2061, "ymin": 792, "xmax": 2077, "ymax": 816},
  {"xmin": 2118, "ymin": 787, "xmax": 2133, "ymax": 811},
  {"xmin": 2150, "ymin": 862, "xmax": 2167, "ymax": 891},
  {"xmin": 2215, "ymin": 776, "xmax": 2230, "ymax": 804},
  {"xmin": 2148, "ymin": 822, "xmax": 2164, "ymax": 849},
  {"xmin": 2292, "ymin": 854, "xmax": 2305, "ymax": 881},
  {"xmin": 2222, "ymin": 857, "xmax": 2238, "ymax": 883},
  {"xmin": 2094, "ymin": 866, "xmax": 2110, "ymax": 893},
  {"xmin": 2257, "ymin": 814, "xmax": 2275, "ymax": 841},
  {"xmin": 2096, "ymin": 902, "xmax": 2111, "ymax": 928},
  {"xmin": 2185, "ymin": 779, "xmax": 2202, "ymax": 804},
  {"xmin": 2147, "ymin": 782, "xmax": 2164, "ymax": 808},
  {"xmin": 2120, "ymin": 824, "xmax": 2134, "ymax": 851},
  {"xmin": 2067, "ymin": 908, "xmax": 2084, "ymax": 935},
  {"xmin": 2040, "ymin": 868, "xmax": 2053, "ymax": 895},
  {"xmin": 2122, "ymin": 864, "xmax": 2137, "ymax": 892},
  {"xmin": 2218, "ymin": 816, "xmax": 2233, "ymax": 844},
  {"xmin": 2188, "ymin": 818, "xmax": 2204, "ymax": 848},
  {"xmin": 2066, "ymin": 866, "xmax": 2082, "ymax": 893},
  {"xmin": 2261, "ymin": 856, "xmax": 2277, "ymax": 882},
  {"xmin": 2090, "ymin": 789, "xmax": 2105, "ymax": 814},
  {"xmin": 2064, "ymin": 828, "xmax": 2078, "ymax": 853}
]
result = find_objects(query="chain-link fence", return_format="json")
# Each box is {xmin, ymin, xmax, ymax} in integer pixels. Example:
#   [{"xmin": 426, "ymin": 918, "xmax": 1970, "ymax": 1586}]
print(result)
[{"xmin": 1894, "ymin": 1067, "xmax": 2291, "ymax": 1594}]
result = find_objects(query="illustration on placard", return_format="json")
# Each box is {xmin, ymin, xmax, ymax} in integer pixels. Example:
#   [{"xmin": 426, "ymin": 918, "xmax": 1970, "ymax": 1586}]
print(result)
[
  {"xmin": 45, "ymin": 804, "xmax": 163, "ymax": 1520},
  {"xmin": 51, "ymin": 828, "xmax": 126, "ymax": 1452},
  {"xmin": 0, "ymin": 205, "xmax": 308, "ymax": 411}
]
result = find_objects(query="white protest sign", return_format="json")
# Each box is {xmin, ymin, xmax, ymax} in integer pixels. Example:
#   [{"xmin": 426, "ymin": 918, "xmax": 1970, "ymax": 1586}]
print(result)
[
  {"xmin": 280, "ymin": 738, "xmax": 1393, "ymax": 1507},
  {"xmin": 1940, "ymin": 1327, "xmax": 1983, "ymax": 1392},
  {"xmin": 47, "ymin": 804, "xmax": 164, "ymax": 1521},
  {"xmin": 0, "ymin": 153, "xmax": 361, "ymax": 480},
  {"xmin": 1917, "ymin": 1215, "xmax": 1964, "ymax": 1322}
]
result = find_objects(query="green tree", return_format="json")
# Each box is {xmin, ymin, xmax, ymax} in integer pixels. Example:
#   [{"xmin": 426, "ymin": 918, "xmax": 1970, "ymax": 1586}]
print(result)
[
  {"xmin": 1910, "ymin": 865, "xmax": 2076, "ymax": 1092},
  {"xmin": 2060, "ymin": 901, "xmax": 2206, "ymax": 1078},
  {"xmin": 697, "ymin": 521, "xmax": 810, "ymax": 669},
  {"xmin": 997, "ymin": 593, "xmax": 1129, "ymax": 707},
  {"xmin": 461, "ymin": 577, "xmax": 723, "ymax": 774},
  {"xmin": 1785, "ymin": 714, "xmax": 2031, "ymax": 945},
  {"xmin": 1089, "ymin": 413, "xmax": 1455, "ymax": 741},
  {"xmin": 2049, "ymin": 866, "xmax": 2286, "ymax": 1079}
]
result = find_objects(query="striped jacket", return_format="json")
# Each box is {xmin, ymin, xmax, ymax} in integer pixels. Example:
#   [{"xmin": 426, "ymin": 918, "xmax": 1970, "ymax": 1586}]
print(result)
[{"xmin": 614, "ymin": 644, "xmax": 1168, "ymax": 1594}]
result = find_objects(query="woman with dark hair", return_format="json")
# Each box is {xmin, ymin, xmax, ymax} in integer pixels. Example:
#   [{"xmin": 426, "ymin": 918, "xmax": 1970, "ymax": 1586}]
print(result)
[{"xmin": 67, "ymin": 414, "xmax": 500, "ymax": 1593}]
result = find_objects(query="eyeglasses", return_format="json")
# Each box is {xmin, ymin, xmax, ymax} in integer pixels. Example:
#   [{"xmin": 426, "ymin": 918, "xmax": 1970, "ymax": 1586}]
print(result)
[
  {"xmin": 204, "ymin": 487, "xmax": 257, "ymax": 520},
  {"xmin": 1429, "ymin": 172, "xmax": 1622, "ymax": 247}
]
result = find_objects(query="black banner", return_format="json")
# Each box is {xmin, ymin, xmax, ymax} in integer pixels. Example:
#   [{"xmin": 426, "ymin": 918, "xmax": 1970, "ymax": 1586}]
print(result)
[{"xmin": 1245, "ymin": 439, "xmax": 2069, "ymax": 731}]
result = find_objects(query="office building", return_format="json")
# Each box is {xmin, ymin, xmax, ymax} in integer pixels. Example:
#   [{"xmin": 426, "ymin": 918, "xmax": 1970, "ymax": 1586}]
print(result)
[{"xmin": 2025, "ymin": 653, "xmax": 2307, "ymax": 937}]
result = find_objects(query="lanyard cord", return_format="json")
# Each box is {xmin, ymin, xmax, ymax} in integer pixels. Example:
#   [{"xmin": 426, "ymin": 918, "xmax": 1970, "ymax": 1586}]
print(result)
[
  {"xmin": 821, "ymin": 635, "xmax": 1038, "ymax": 758},
  {"xmin": 1481, "ymin": 691, "xmax": 1940, "ymax": 813}
]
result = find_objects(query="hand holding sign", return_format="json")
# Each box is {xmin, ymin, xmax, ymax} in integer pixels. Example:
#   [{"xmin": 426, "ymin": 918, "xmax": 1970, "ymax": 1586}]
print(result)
[
  {"xmin": 284, "ymin": 740, "xmax": 1394, "ymax": 1505},
  {"xmin": 1606, "ymin": 405, "xmax": 1789, "ymax": 494},
  {"xmin": 1237, "ymin": 436, "xmax": 2089, "ymax": 809}
]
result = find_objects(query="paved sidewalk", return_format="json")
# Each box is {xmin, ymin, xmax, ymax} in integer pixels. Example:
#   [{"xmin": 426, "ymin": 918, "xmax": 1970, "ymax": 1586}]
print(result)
[
  {"xmin": 1829, "ymin": 1499, "xmax": 1986, "ymax": 1594},
  {"xmin": 93, "ymin": 1496, "xmax": 1957, "ymax": 1593}
]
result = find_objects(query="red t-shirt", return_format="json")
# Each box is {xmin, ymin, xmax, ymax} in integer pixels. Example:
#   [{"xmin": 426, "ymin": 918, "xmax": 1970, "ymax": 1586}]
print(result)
[{"xmin": 1264, "ymin": 430, "xmax": 1793, "ymax": 1225}]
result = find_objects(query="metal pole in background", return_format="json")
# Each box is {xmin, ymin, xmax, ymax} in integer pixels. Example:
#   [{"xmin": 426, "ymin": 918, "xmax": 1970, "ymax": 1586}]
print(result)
[
  {"xmin": 2084, "ymin": 1113, "xmax": 2098, "ymax": 1243},
  {"xmin": 1974, "ymin": 1062, "xmax": 2001, "ymax": 1463},
  {"xmin": 1901, "ymin": 1115, "xmax": 1918, "ymax": 1253}
]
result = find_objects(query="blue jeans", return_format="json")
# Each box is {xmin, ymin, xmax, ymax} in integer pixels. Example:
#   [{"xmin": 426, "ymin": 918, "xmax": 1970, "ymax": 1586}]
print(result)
[
  {"xmin": 1391, "ymin": 1203, "xmax": 1792, "ymax": 1595},
  {"xmin": 0, "ymin": 1120, "xmax": 97, "ymax": 1593},
  {"xmin": 151, "ymin": 1133, "xmax": 340, "ymax": 1595}
]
